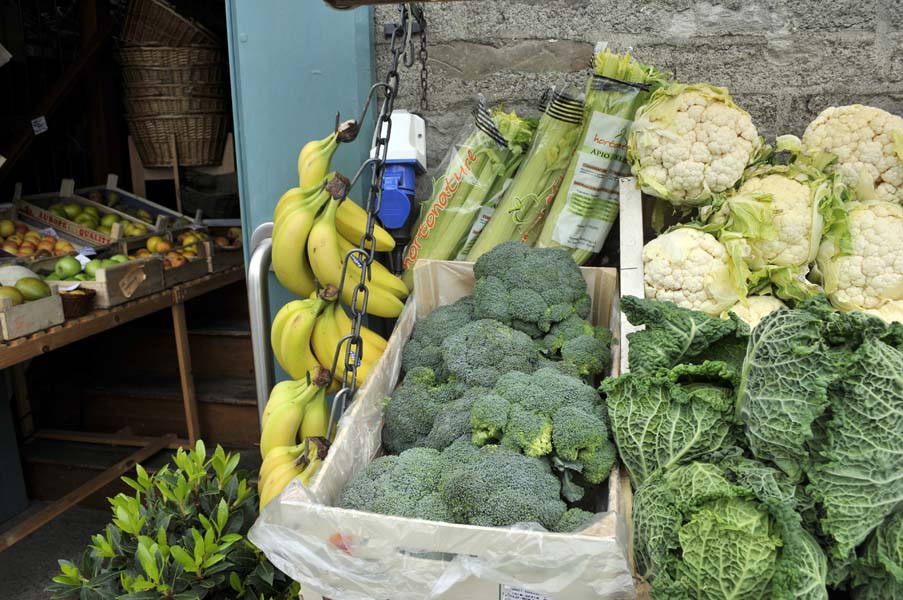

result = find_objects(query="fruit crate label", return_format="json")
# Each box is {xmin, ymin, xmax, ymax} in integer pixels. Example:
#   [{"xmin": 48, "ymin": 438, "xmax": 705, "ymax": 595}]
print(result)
[
  {"xmin": 39, "ymin": 227, "xmax": 58, "ymax": 238},
  {"xmin": 119, "ymin": 264, "xmax": 146, "ymax": 298},
  {"xmin": 30, "ymin": 116, "xmax": 48, "ymax": 135},
  {"xmin": 499, "ymin": 586, "xmax": 552, "ymax": 600},
  {"xmin": 76, "ymin": 247, "xmax": 95, "ymax": 256},
  {"xmin": 74, "ymin": 254, "xmax": 92, "ymax": 268}
]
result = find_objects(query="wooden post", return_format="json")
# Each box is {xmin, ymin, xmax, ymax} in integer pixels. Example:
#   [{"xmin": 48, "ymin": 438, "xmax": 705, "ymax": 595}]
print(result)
[
  {"xmin": 80, "ymin": 0, "xmax": 121, "ymax": 182},
  {"xmin": 171, "ymin": 299, "xmax": 200, "ymax": 443},
  {"xmin": 0, "ymin": 435, "xmax": 174, "ymax": 552},
  {"xmin": 11, "ymin": 365, "xmax": 33, "ymax": 438},
  {"xmin": 128, "ymin": 136, "xmax": 147, "ymax": 197},
  {"xmin": 169, "ymin": 134, "xmax": 183, "ymax": 214}
]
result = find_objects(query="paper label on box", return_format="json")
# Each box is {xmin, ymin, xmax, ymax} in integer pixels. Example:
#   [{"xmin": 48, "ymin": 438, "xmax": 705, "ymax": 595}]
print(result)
[
  {"xmin": 75, "ymin": 254, "xmax": 92, "ymax": 268},
  {"xmin": 76, "ymin": 246, "xmax": 95, "ymax": 256},
  {"xmin": 551, "ymin": 111, "xmax": 632, "ymax": 253},
  {"xmin": 500, "ymin": 586, "xmax": 552, "ymax": 600},
  {"xmin": 31, "ymin": 116, "xmax": 48, "ymax": 135},
  {"xmin": 119, "ymin": 264, "xmax": 146, "ymax": 298},
  {"xmin": 40, "ymin": 227, "xmax": 58, "ymax": 238}
]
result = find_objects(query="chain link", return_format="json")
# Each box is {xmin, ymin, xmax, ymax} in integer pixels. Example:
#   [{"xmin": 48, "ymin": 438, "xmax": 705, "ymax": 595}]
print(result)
[
  {"xmin": 417, "ymin": 5, "xmax": 429, "ymax": 111},
  {"xmin": 327, "ymin": 3, "xmax": 416, "ymax": 438}
]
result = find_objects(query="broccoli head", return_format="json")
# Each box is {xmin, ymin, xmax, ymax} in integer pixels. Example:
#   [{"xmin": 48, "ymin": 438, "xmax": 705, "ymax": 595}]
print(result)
[
  {"xmin": 337, "ymin": 447, "xmax": 450, "ymax": 521},
  {"xmin": 540, "ymin": 314, "xmax": 612, "ymax": 354},
  {"xmin": 560, "ymin": 334, "xmax": 611, "ymax": 378},
  {"xmin": 471, "ymin": 242, "xmax": 591, "ymax": 334},
  {"xmin": 420, "ymin": 388, "xmax": 486, "ymax": 451},
  {"xmin": 552, "ymin": 508, "xmax": 597, "ymax": 533},
  {"xmin": 382, "ymin": 367, "xmax": 464, "ymax": 454},
  {"xmin": 441, "ymin": 319, "xmax": 540, "ymax": 388},
  {"xmin": 401, "ymin": 296, "xmax": 475, "ymax": 379},
  {"xmin": 439, "ymin": 444, "xmax": 566, "ymax": 529}
]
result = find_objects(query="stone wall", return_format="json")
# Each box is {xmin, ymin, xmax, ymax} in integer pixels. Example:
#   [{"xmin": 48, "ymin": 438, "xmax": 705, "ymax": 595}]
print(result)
[{"xmin": 374, "ymin": 1, "xmax": 903, "ymax": 169}]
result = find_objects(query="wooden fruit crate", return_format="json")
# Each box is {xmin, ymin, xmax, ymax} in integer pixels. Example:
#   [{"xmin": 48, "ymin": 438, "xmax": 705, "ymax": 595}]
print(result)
[
  {"xmin": 201, "ymin": 239, "xmax": 243, "ymax": 272},
  {"xmin": 0, "ymin": 288, "xmax": 65, "ymax": 341},
  {"xmin": 0, "ymin": 204, "xmax": 91, "ymax": 263},
  {"xmin": 31, "ymin": 255, "xmax": 165, "ymax": 309},
  {"xmin": 162, "ymin": 253, "xmax": 208, "ymax": 287},
  {"xmin": 76, "ymin": 173, "xmax": 199, "ymax": 231},
  {"xmin": 13, "ymin": 180, "xmax": 158, "ymax": 246}
]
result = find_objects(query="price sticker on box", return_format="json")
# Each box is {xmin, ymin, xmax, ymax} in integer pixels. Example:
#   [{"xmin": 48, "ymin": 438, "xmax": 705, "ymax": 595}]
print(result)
[
  {"xmin": 75, "ymin": 246, "xmax": 96, "ymax": 256},
  {"xmin": 31, "ymin": 116, "xmax": 48, "ymax": 135},
  {"xmin": 40, "ymin": 227, "xmax": 59, "ymax": 239},
  {"xmin": 119, "ymin": 264, "xmax": 146, "ymax": 298},
  {"xmin": 500, "ymin": 587, "xmax": 552, "ymax": 600},
  {"xmin": 75, "ymin": 254, "xmax": 93, "ymax": 268}
]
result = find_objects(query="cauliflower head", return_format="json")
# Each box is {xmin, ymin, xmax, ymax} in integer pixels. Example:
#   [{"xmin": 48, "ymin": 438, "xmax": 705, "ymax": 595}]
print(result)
[
  {"xmin": 628, "ymin": 83, "xmax": 761, "ymax": 206},
  {"xmin": 814, "ymin": 201, "xmax": 903, "ymax": 312},
  {"xmin": 728, "ymin": 295, "xmax": 786, "ymax": 328},
  {"xmin": 643, "ymin": 227, "xmax": 744, "ymax": 316},
  {"xmin": 801, "ymin": 104, "xmax": 903, "ymax": 203}
]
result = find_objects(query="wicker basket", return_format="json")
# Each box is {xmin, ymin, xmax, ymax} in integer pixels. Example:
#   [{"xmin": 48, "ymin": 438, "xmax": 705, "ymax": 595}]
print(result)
[
  {"xmin": 128, "ymin": 113, "xmax": 229, "ymax": 167},
  {"xmin": 121, "ymin": 0, "xmax": 219, "ymax": 47},
  {"xmin": 121, "ymin": 63, "xmax": 225, "ymax": 85},
  {"xmin": 125, "ymin": 95, "xmax": 228, "ymax": 117},
  {"xmin": 60, "ymin": 289, "xmax": 97, "ymax": 319},
  {"xmin": 124, "ymin": 81, "xmax": 229, "ymax": 98},
  {"xmin": 118, "ymin": 45, "xmax": 223, "ymax": 67}
]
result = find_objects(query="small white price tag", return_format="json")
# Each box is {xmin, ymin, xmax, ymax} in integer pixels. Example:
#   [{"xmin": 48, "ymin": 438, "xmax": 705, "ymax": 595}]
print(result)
[
  {"xmin": 500, "ymin": 587, "xmax": 552, "ymax": 600},
  {"xmin": 189, "ymin": 224, "xmax": 205, "ymax": 230},
  {"xmin": 75, "ymin": 254, "xmax": 92, "ymax": 268},
  {"xmin": 75, "ymin": 246, "xmax": 96, "ymax": 256},
  {"xmin": 40, "ymin": 227, "xmax": 58, "ymax": 238},
  {"xmin": 59, "ymin": 282, "xmax": 80, "ymax": 292},
  {"xmin": 31, "ymin": 116, "xmax": 48, "ymax": 135}
]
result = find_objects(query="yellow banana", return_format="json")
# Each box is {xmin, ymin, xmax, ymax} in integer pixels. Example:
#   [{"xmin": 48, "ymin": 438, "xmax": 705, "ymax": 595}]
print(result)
[
  {"xmin": 259, "ymin": 460, "xmax": 305, "ymax": 508},
  {"xmin": 307, "ymin": 198, "xmax": 405, "ymax": 318},
  {"xmin": 270, "ymin": 301, "xmax": 309, "ymax": 366},
  {"xmin": 311, "ymin": 301, "xmax": 375, "ymax": 388},
  {"xmin": 331, "ymin": 299, "xmax": 388, "ymax": 353},
  {"xmin": 271, "ymin": 189, "xmax": 330, "ymax": 298},
  {"xmin": 300, "ymin": 387, "xmax": 330, "ymax": 440},
  {"xmin": 297, "ymin": 452, "xmax": 323, "ymax": 486},
  {"xmin": 277, "ymin": 296, "xmax": 327, "ymax": 380},
  {"xmin": 258, "ymin": 443, "xmax": 305, "ymax": 489},
  {"xmin": 274, "ymin": 173, "xmax": 337, "ymax": 224},
  {"xmin": 261, "ymin": 379, "xmax": 316, "ymax": 431},
  {"xmin": 335, "ymin": 200, "xmax": 396, "ymax": 252},
  {"xmin": 298, "ymin": 133, "xmax": 338, "ymax": 189},
  {"xmin": 260, "ymin": 399, "xmax": 307, "ymax": 458},
  {"xmin": 336, "ymin": 234, "xmax": 409, "ymax": 299}
]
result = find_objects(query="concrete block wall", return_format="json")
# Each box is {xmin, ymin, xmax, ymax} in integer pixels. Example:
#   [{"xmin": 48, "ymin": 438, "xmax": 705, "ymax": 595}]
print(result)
[{"xmin": 374, "ymin": 0, "xmax": 903, "ymax": 170}]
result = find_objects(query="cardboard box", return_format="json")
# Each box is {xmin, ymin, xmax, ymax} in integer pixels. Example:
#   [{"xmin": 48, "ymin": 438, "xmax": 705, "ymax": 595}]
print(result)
[{"xmin": 250, "ymin": 259, "xmax": 635, "ymax": 600}]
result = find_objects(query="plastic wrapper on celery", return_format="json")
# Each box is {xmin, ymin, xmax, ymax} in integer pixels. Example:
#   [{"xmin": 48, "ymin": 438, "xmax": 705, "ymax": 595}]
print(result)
[
  {"xmin": 401, "ymin": 106, "xmax": 536, "ymax": 288},
  {"xmin": 465, "ymin": 91, "xmax": 584, "ymax": 262},
  {"xmin": 537, "ymin": 49, "xmax": 666, "ymax": 265}
]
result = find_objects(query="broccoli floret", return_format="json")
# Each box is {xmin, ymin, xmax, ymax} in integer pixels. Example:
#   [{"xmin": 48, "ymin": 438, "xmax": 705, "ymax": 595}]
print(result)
[
  {"xmin": 470, "ymin": 392, "xmax": 509, "ymax": 445},
  {"xmin": 560, "ymin": 334, "xmax": 610, "ymax": 378},
  {"xmin": 541, "ymin": 314, "xmax": 611, "ymax": 354},
  {"xmin": 421, "ymin": 388, "xmax": 485, "ymax": 451},
  {"xmin": 551, "ymin": 404, "xmax": 608, "ymax": 462},
  {"xmin": 338, "ymin": 448, "xmax": 448, "ymax": 521},
  {"xmin": 552, "ymin": 508, "xmax": 596, "ymax": 533},
  {"xmin": 441, "ymin": 319, "xmax": 540, "ymax": 388},
  {"xmin": 439, "ymin": 444, "xmax": 566, "ymax": 529},
  {"xmin": 382, "ymin": 367, "xmax": 464, "ymax": 454},
  {"xmin": 471, "ymin": 242, "xmax": 591, "ymax": 334},
  {"xmin": 402, "ymin": 297, "xmax": 475, "ymax": 379},
  {"xmin": 578, "ymin": 441, "xmax": 617, "ymax": 485},
  {"xmin": 505, "ymin": 403, "xmax": 553, "ymax": 457}
]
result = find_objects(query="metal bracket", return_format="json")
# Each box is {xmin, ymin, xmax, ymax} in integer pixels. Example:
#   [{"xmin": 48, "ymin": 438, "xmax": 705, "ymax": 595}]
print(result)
[{"xmin": 247, "ymin": 222, "xmax": 274, "ymax": 429}]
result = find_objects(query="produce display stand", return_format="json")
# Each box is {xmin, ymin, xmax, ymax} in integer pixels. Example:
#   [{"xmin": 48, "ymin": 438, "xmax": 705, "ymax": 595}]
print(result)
[{"xmin": 0, "ymin": 264, "xmax": 244, "ymax": 552}]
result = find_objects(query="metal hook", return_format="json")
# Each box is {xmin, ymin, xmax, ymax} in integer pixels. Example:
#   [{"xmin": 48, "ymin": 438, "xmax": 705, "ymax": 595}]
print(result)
[{"xmin": 403, "ymin": 5, "xmax": 416, "ymax": 68}]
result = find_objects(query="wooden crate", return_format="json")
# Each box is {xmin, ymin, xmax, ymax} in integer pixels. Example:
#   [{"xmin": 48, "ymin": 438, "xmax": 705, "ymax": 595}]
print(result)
[
  {"xmin": 31, "ymin": 255, "xmax": 165, "ymax": 309},
  {"xmin": 0, "ymin": 288, "xmax": 65, "ymax": 341},
  {"xmin": 201, "ymin": 240, "xmax": 243, "ymax": 272},
  {"xmin": 76, "ymin": 173, "xmax": 199, "ymax": 231},
  {"xmin": 162, "ymin": 255, "xmax": 208, "ymax": 287},
  {"xmin": 251, "ymin": 260, "xmax": 636, "ymax": 600},
  {"xmin": 13, "ymin": 179, "xmax": 158, "ymax": 246}
]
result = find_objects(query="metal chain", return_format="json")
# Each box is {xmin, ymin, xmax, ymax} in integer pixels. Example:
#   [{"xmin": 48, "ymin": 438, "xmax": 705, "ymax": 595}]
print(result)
[
  {"xmin": 416, "ymin": 5, "xmax": 429, "ymax": 111},
  {"xmin": 327, "ymin": 3, "xmax": 415, "ymax": 438}
]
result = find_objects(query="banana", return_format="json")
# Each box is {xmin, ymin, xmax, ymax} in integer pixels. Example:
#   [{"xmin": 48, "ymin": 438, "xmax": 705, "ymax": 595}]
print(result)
[
  {"xmin": 298, "ymin": 133, "xmax": 338, "ymax": 189},
  {"xmin": 271, "ymin": 189, "xmax": 330, "ymax": 298},
  {"xmin": 311, "ymin": 300, "xmax": 375, "ymax": 388},
  {"xmin": 335, "ymin": 200, "xmax": 396, "ymax": 252},
  {"xmin": 278, "ymin": 296, "xmax": 327, "ymax": 380},
  {"xmin": 297, "ymin": 451, "xmax": 323, "ymax": 486},
  {"xmin": 307, "ymin": 198, "xmax": 405, "ymax": 318},
  {"xmin": 258, "ymin": 443, "xmax": 304, "ymax": 489},
  {"xmin": 261, "ymin": 379, "xmax": 315, "ymax": 431},
  {"xmin": 299, "ymin": 387, "xmax": 330, "ymax": 440},
  {"xmin": 260, "ymin": 398, "xmax": 307, "ymax": 458},
  {"xmin": 259, "ymin": 460, "xmax": 305, "ymax": 508},
  {"xmin": 270, "ymin": 301, "xmax": 308, "ymax": 366},
  {"xmin": 331, "ymin": 299, "xmax": 388, "ymax": 353},
  {"xmin": 274, "ymin": 173, "xmax": 338, "ymax": 224},
  {"xmin": 336, "ymin": 234, "xmax": 408, "ymax": 299}
]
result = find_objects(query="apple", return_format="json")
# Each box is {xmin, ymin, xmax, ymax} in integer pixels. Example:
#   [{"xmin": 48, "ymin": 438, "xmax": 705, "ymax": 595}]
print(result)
[
  {"xmin": 214, "ymin": 236, "xmax": 230, "ymax": 248},
  {"xmin": 146, "ymin": 236, "xmax": 163, "ymax": 252},
  {"xmin": 75, "ymin": 213, "xmax": 99, "ymax": 228},
  {"xmin": 135, "ymin": 248, "xmax": 152, "ymax": 258},
  {"xmin": 2, "ymin": 243, "xmax": 18, "ymax": 255},
  {"xmin": 41, "ymin": 235, "xmax": 56, "ymax": 244},
  {"xmin": 62, "ymin": 204, "xmax": 81, "ymax": 220},
  {"xmin": 37, "ymin": 240, "xmax": 55, "ymax": 252},
  {"xmin": 6, "ymin": 234, "xmax": 22, "ymax": 244},
  {"xmin": 53, "ymin": 239, "xmax": 69, "ymax": 250},
  {"xmin": 0, "ymin": 220, "xmax": 15, "ymax": 237},
  {"xmin": 17, "ymin": 246, "xmax": 34, "ymax": 257},
  {"xmin": 227, "ymin": 227, "xmax": 241, "ymax": 240},
  {"xmin": 125, "ymin": 223, "xmax": 146, "ymax": 237},
  {"xmin": 23, "ymin": 231, "xmax": 41, "ymax": 242},
  {"xmin": 109, "ymin": 254, "xmax": 128, "ymax": 264},
  {"xmin": 83, "ymin": 206, "xmax": 100, "ymax": 219},
  {"xmin": 84, "ymin": 259, "xmax": 103, "ymax": 278},
  {"xmin": 155, "ymin": 240, "xmax": 173, "ymax": 253},
  {"xmin": 168, "ymin": 255, "xmax": 187, "ymax": 268},
  {"xmin": 136, "ymin": 209, "xmax": 152, "ymax": 223},
  {"xmin": 231, "ymin": 237, "xmax": 242, "ymax": 248},
  {"xmin": 100, "ymin": 213, "xmax": 120, "ymax": 228},
  {"xmin": 55, "ymin": 256, "xmax": 82, "ymax": 279},
  {"xmin": 98, "ymin": 224, "xmax": 113, "ymax": 236},
  {"xmin": 105, "ymin": 191, "xmax": 119, "ymax": 208},
  {"xmin": 19, "ymin": 241, "xmax": 35, "ymax": 251},
  {"xmin": 182, "ymin": 250, "xmax": 197, "ymax": 258}
]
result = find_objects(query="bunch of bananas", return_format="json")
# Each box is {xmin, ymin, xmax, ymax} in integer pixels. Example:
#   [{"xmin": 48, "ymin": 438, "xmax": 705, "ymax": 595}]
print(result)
[
  {"xmin": 258, "ymin": 368, "xmax": 332, "ymax": 508},
  {"xmin": 272, "ymin": 133, "xmax": 409, "ymax": 317}
]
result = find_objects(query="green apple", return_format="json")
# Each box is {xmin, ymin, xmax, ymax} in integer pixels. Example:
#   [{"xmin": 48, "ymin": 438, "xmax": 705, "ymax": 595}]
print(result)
[
  {"xmin": 98, "ymin": 224, "xmax": 113, "ymax": 235},
  {"xmin": 106, "ymin": 191, "xmax": 119, "ymax": 208},
  {"xmin": 49, "ymin": 206, "xmax": 68, "ymax": 219},
  {"xmin": 83, "ymin": 206, "xmax": 100, "ymax": 219},
  {"xmin": 75, "ymin": 213, "xmax": 99, "ymax": 228},
  {"xmin": 136, "ymin": 209, "xmax": 153, "ymax": 223},
  {"xmin": 100, "ymin": 259, "xmax": 118, "ymax": 269},
  {"xmin": 100, "ymin": 213, "xmax": 120, "ymax": 228},
  {"xmin": 109, "ymin": 254, "xmax": 128, "ymax": 264},
  {"xmin": 54, "ymin": 256, "xmax": 82, "ymax": 279},
  {"xmin": 62, "ymin": 203, "xmax": 82, "ymax": 220},
  {"xmin": 84, "ymin": 259, "xmax": 103, "ymax": 278},
  {"xmin": 44, "ymin": 273, "xmax": 61, "ymax": 282},
  {"xmin": 73, "ymin": 273, "xmax": 88, "ymax": 282}
]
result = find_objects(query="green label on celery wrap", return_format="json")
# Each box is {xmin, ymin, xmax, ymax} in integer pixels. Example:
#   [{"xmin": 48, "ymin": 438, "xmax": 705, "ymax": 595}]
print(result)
[{"xmin": 552, "ymin": 111, "xmax": 632, "ymax": 252}]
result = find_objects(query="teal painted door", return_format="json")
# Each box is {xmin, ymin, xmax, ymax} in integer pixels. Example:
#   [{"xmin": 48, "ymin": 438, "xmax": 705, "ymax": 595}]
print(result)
[{"xmin": 225, "ymin": 1, "xmax": 374, "ymax": 380}]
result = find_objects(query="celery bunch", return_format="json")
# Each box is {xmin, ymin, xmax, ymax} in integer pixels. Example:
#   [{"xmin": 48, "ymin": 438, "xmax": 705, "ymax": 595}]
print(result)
[
  {"xmin": 536, "ymin": 48, "xmax": 666, "ymax": 264},
  {"xmin": 401, "ymin": 107, "xmax": 536, "ymax": 286},
  {"xmin": 465, "ymin": 91, "xmax": 585, "ymax": 262}
]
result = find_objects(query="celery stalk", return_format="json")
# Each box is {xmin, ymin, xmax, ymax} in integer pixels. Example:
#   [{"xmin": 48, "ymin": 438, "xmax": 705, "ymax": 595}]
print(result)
[{"xmin": 465, "ymin": 91, "xmax": 584, "ymax": 262}]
